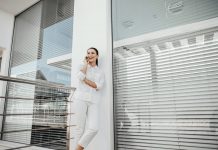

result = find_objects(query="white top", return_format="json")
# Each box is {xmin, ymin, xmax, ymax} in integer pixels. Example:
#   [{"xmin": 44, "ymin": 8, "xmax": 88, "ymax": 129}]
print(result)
[{"xmin": 73, "ymin": 63, "xmax": 105, "ymax": 103}]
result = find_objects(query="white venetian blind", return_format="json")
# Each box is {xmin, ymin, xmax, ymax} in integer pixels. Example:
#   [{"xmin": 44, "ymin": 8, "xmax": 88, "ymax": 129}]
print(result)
[{"xmin": 113, "ymin": 28, "xmax": 218, "ymax": 150}]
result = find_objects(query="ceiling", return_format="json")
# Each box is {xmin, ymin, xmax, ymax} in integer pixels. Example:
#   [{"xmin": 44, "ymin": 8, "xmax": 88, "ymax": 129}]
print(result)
[{"xmin": 0, "ymin": 0, "xmax": 39, "ymax": 15}]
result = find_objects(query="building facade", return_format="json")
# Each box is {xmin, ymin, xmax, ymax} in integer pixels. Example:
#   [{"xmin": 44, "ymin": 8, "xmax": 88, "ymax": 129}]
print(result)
[{"xmin": 0, "ymin": 0, "xmax": 218, "ymax": 150}]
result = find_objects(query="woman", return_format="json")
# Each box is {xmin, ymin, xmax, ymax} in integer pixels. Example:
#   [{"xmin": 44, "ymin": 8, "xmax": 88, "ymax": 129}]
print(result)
[{"xmin": 73, "ymin": 47, "xmax": 105, "ymax": 150}]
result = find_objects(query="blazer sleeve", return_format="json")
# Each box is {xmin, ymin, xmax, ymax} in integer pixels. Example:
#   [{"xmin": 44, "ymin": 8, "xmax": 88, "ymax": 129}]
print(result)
[
  {"xmin": 95, "ymin": 71, "xmax": 105, "ymax": 90},
  {"xmin": 77, "ymin": 63, "xmax": 86, "ymax": 81}
]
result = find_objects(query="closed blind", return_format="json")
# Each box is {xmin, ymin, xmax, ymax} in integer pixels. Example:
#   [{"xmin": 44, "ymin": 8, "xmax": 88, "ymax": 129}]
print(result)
[
  {"xmin": 113, "ymin": 28, "xmax": 218, "ymax": 150},
  {"xmin": 4, "ymin": 2, "xmax": 43, "ymax": 144},
  {"xmin": 11, "ymin": 2, "xmax": 42, "ymax": 70}
]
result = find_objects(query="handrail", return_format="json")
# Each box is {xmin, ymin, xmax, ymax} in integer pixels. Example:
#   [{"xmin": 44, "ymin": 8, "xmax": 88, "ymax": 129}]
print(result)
[
  {"xmin": 0, "ymin": 75, "xmax": 75, "ymax": 91},
  {"xmin": 0, "ymin": 75, "xmax": 75, "ymax": 150}
]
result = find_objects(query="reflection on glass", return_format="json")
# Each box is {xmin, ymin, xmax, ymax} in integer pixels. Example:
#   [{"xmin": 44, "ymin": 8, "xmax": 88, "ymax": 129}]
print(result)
[
  {"xmin": 10, "ymin": 0, "xmax": 73, "ymax": 86},
  {"xmin": 3, "ymin": 0, "xmax": 74, "ymax": 149},
  {"xmin": 112, "ymin": 0, "xmax": 218, "ymax": 41},
  {"xmin": 113, "ymin": 28, "xmax": 218, "ymax": 149},
  {"xmin": 37, "ymin": 17, "xmax": 73, "ymax": 86}
]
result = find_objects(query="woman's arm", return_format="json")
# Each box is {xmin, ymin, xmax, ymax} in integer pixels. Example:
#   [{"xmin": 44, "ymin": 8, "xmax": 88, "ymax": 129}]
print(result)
[
  {"xmin": 95, "ymin": 72, "xmax": 105, "ymax": 90},
  {"xmin": 84, "ymin": 71, "xmax": 105, "ymax": 90},
  {"xmin": 80, "ymin": 57, "xmax": 89, "ymax": 74},
  {"xmin": 77, "ymin": 58, "xmax": 89, "ymax": 81},
  {"xmin": 77, "ymin": 61, "xmax": 98, "ymax": 89},
  {"xmin": 80, "ymin": 62, "xmax": 88, "ymax": 74},
  {"xmin": 83, "ymin": 78, "xmax": 97, "ymax": 88}
]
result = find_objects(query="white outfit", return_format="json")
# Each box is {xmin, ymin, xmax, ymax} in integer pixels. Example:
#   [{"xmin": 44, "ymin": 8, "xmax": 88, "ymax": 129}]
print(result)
[{"xmin": 73, "ymin": 63, "xmax": 104, "ymax": 148}]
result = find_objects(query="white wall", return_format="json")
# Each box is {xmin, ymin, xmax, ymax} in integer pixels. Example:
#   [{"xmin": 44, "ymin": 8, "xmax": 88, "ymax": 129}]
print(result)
[{"xmin": 70, "ymin": 0, "xmax": 113, "ymax": 150}]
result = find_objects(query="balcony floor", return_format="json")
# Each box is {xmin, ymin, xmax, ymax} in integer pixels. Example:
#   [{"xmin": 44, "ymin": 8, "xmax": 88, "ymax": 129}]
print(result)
[{"xmin": 0, "ymin": 140, "xmax": 53, "ymax": 150}]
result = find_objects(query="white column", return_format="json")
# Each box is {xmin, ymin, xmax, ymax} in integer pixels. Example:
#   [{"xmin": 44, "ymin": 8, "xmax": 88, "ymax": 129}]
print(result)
[{"xmin": 70, "ymin": 0, "xmax": 113, "ymax": 150}]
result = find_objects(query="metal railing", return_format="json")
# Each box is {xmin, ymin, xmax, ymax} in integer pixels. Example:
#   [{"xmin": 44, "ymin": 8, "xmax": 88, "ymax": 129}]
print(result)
[{"xmin": 0, "ymin": 75, "xmax": 75, "ymax": 150}]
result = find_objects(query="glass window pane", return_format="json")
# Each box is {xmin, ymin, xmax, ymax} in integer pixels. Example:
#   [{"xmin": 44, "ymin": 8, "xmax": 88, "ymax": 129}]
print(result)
[{"xmin": 112, "ymin": 0, "xmax": 218, "ymax": 150}]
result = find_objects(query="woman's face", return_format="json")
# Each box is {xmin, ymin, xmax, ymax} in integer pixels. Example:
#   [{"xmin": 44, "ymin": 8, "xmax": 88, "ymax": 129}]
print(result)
[{"xmin": 87, "ymin": 48, "xmax": 98, "ymax": 64}]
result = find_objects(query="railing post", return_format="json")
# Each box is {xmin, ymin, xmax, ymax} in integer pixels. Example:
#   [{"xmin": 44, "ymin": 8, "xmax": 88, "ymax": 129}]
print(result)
[
  {"xmin": 0, "ymin": 80, "xmax": 9, "ymax": 140},
  {"xmin": 67, "ymin": 91, "xmax": 74, "ymax": 150}
]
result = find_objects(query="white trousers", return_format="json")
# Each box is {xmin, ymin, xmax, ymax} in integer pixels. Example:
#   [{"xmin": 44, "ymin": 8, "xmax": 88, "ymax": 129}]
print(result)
[{"xmin": 74, "ymin": 100, "xmax": 99, "ymax": 149}]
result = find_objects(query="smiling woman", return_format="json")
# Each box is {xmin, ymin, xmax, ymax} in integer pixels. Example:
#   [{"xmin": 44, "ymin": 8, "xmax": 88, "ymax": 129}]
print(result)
[{"xmin": 70, "ymin": 47, "xmax": 105, "ymax": 150}]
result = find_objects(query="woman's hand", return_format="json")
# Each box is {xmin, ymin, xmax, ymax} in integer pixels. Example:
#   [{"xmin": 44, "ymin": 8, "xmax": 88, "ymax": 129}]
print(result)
[
  {"xmin": 84, "ymin": 56, "xmax": 89, "ymax": 65},
  {"xmin": 81, "ymin": 56, "xmax": 89, "ymax": 74}
]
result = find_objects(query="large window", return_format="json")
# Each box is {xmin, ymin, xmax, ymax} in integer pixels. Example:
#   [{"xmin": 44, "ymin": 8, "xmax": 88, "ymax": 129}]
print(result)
[
  {"xmin": 1, "ymin": 0, "xmax": 74, "ymax": 149},
  {"xmin": 113, "ymin": 0, "xmax": 218, "ymax": 150},
  {"xmin": 10, "ymin": 0, "xmax": 73, "ymax": 86}
]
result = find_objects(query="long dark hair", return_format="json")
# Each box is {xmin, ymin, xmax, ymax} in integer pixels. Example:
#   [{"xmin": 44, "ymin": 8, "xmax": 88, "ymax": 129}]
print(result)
[{"xmin": 88, "ymin": 47, "xmax": 99, "ymax": 66}]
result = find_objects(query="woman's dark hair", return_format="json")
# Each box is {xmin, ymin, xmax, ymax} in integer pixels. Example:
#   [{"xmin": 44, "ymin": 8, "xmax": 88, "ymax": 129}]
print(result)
[{"xmin": 88, "ymin": 47, "xmax": 99, "ymax": 66}]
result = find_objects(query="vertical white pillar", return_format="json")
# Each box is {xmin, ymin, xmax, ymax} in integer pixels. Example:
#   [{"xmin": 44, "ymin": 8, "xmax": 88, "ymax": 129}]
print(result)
[{"xmin": 70, "ymin": 0, "xmax": 113, "ymax": 150}]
